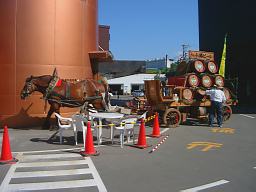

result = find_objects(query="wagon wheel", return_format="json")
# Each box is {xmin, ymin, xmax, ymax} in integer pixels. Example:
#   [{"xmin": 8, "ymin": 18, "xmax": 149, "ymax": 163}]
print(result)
[
  {"xmin": 163, "ymin": 108, "xmax": 181, "ymax": 128},
  {"xmin": 223, "ymin": 104, "xmax": 232, "ymax": 122}
]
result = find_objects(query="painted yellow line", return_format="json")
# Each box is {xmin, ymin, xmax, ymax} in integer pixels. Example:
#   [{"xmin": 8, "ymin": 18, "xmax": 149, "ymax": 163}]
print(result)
[
  {"xmin": 211, "ymin": 128, "xmax": 235, "ymax": 134},
  {"xmin": 187, "ymin": 142, "xmax": 223, "ymax": 152}
]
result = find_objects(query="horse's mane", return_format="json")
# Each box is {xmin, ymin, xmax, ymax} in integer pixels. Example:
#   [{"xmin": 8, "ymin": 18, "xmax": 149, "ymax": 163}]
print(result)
[
  {"xmin": 26, "ymin": 75, "xmax": 53, "ymax": 88},
  {"xmin": 26, "ymin": 75, "xmax": 52, "ymax": 81}
]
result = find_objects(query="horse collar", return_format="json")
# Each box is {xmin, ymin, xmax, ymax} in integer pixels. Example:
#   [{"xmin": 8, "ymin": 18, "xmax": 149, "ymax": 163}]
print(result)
[{"xmin": 44, "ymin": 75, "xmax": 60, "ymax": 99}]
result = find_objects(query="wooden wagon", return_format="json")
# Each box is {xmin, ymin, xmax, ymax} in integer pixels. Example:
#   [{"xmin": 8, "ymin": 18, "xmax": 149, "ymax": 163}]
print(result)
[{"xmin": 144, "ymin": 79, "xmax": 238, "ymax": 127}]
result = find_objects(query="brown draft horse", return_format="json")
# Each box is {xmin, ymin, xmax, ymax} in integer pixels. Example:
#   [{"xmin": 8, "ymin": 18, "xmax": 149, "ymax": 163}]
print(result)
[{"xmin": 20, "ymin": 72, "xmax": 110, "ymax": 129}]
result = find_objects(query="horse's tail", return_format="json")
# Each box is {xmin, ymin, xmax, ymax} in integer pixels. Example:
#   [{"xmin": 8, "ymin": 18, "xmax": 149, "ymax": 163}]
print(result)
[
  {"xmin": 44, "ymin": 100, "xmax": 47, "ymax": 114},
  {"xmin": 93, "ymin": 74, "xmax": 112, "ymax": 111},
  {"xmin": 97, "ymin": 75, "xmax": 112, "ymax": 111},
  {"xmin": 100, "ymin": 76, "xmax": 109, "ymax": 92}
]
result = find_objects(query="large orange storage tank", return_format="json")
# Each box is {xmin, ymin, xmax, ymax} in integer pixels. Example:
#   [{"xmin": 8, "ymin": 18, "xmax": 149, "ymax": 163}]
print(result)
[{"xmin": 0, "ymin": 0, "xmax": 99, "ymax": 128}]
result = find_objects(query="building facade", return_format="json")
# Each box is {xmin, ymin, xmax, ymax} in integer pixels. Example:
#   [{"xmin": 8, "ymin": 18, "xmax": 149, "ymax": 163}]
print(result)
[
  {"xmin": 98, "ymin": 60, "xmax": 146, "ymax": 79},
  {"xmin": 99, "ymin": 25, "xmax": 110, "ymax": 51},
  {"xmin": 198, "ymin": 0, "xmax": 256, "ymax": 105},
  {"xmin": 108, "ymin": 73, "xmax": 165, "ymax": 95}
]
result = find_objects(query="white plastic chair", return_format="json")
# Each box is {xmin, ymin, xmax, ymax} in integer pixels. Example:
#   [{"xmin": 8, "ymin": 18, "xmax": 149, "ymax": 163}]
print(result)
[
  {"xmin": 54, "ymin": 113, "xmax": 73, "ymax": 145},
  {"xmin": 71, "ymin": 114, "xmax": 88, "ymax": 148},
  {"xmin": 112, "ymin": 117, "xmax": 138, "ymax": 148}
]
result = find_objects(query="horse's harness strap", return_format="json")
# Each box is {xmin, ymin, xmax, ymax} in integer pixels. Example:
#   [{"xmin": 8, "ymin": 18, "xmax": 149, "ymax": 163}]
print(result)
[
  {"xmin": 44, "ymin": 75, "xmax": 71, "ymax": 100},
  {"xmin": 47, "ymin": 98, "xmax": 83, "ymax": 107},
  {"xmin": 66, "ymin": 82, "xmax": 71, "ymax": 99},
  {"xmin": 44, "ymin": 75, "xmax": 59, "ymax": 100}
]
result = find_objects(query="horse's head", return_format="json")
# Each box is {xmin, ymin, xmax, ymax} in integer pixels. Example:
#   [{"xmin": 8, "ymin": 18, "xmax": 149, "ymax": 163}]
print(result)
[{"xmin": 20, "ymin": 76, "xmax": 36, "ymax": 100}]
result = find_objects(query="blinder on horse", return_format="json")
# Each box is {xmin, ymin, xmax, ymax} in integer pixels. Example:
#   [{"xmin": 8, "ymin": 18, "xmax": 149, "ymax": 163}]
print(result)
[{"xmin": 20, "ymin": 76, "xmax": 35, "ymax": 99}]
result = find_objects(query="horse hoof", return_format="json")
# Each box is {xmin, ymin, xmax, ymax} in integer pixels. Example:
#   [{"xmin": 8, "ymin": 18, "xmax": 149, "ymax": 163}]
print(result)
[{"xmin": 49, "ymin": 126, "xmax": 58, "ymax": 131}]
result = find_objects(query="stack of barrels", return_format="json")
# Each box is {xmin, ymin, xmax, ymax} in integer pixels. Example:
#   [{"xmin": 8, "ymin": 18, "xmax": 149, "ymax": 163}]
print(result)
[{"xmin": 167, "ymin": 59, "xmax": 230, "ymax": 103}]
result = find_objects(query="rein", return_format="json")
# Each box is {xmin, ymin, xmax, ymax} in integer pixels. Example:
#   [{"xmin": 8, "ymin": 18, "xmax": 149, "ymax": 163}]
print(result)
[
  {"xmin": 46, "ymin": 95, "xmax": 102, "ymax": 107},
  {"xmin": 46, "ymin": 98, "xmax": 83, "ymax": 107}
]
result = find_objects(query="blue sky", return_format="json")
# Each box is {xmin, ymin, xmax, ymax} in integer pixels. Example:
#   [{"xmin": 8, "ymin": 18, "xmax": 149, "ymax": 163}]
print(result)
[{"xmin": 98, "ymin": 0, "xmax": 199, "ymax": 61}]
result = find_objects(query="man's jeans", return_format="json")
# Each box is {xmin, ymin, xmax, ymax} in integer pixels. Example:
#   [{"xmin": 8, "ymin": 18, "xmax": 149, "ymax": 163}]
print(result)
[{"xmin": 209, "ymin": 101, "xmax": 223, "ymax": 126}]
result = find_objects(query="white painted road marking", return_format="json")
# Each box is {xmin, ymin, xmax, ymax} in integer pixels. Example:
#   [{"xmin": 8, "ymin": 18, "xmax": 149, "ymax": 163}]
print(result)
[
  {"xmin": 8, "ymin": 179, "xmax": 97, "ymax": 191},
  {"xmin": 239, "ymin": 114, "xmax": 255, "ymax": 119},
  {"xmin": 0, "ymin": 151, "xmax": 107, "ymax": 192},
  {"xmin": 180, "ymin": 179, "xmax": 229, "ymax": 192},
  {"xmin": 20, "ymin": 153, "xmax": 80, "ymax": 160},
  {"xmin": 12, "ymin": 168, "xmax": 92, "ymax": 178},
  {"xmin": 13, "ymin": 147, "xmax": 85, "ymax": 154},
  {"xmin": 16, "ymin": 159, "xmax": 89, "ymax": 167}
]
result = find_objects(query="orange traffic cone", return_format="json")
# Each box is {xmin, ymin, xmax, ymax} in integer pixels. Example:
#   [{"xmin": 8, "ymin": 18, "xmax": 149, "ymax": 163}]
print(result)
[
  {"xmin": 0, "ymin": 125, "xmax": 18, "ymax": 164},
  {"xmin": 149, "ymin": 112, "xmax": 161, "ymax": 138},
  {"xmin": 135, "ymin": 119, "xmax": 150, "ymax": 149},
  {"xmin": 80, "ymin": 121, "xmax": 99, "ymax": 156}
]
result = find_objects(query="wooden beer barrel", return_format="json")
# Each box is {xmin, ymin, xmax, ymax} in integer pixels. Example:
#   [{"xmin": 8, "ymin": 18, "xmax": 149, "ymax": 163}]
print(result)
[
  {"xmin": 214, "ymin": 75, "xmax": 225, "ymax": 87},
  {"xmin": 189, "ymin": 60, "xmax": 206, "ymax": 73},
  {"xmin": 223, "ymin": 87, "xmax": 231, "ymax": 100},
  {"xmin": 176, "ymin": 60, "xmax": 205, "ymax": 75},
  {"xmin": 174, "ymin": 87, "xmax": 194, "ymax": 104},
  {"xmin": 186, "ymin": 73, "xmax": 199, "ymax": 87},
  {"xmin": 205, "ymin": 61, "xmax": 218, "ymax": 74},
  {"xmin": 182, "ymin": 88, "xmax": 193, "ymax": 100},
  {"xmin": 201, "ymin": 74, "xmax": 213, "ymax": 88}
]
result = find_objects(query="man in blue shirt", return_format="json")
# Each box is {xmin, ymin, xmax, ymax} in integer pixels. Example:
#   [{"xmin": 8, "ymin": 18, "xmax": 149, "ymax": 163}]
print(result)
[{"xmin": 206, "ymin": 85, "xmax": 226, "ymax": 127}]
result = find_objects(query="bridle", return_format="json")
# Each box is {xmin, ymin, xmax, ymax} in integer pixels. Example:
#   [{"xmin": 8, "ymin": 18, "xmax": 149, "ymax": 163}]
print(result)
[{"xmin": 21, "ymin": 78, "xmax": 35, "ymax": 99}]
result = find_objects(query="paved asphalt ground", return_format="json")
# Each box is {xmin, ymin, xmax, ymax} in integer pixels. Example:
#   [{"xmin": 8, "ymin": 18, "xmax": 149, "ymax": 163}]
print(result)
[{"xmin": 0, "ymin": 110, "xmax": 256, "ymax": 192}]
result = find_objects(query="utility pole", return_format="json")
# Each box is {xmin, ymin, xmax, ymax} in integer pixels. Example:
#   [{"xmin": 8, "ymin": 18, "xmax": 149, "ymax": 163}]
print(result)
[
  {"xmin": 182, "ymin": 44, "xmax": 189, "ymax": 60},
  {"xmin": 165, "ymin": 54, "xmax": 168, "ymax": 70}
]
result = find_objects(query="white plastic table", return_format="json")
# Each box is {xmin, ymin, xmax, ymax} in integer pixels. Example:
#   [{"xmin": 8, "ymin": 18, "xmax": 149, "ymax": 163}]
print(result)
[{"xmin": 89, "ymin": 112, "xmax": 124, "ymax": 145}]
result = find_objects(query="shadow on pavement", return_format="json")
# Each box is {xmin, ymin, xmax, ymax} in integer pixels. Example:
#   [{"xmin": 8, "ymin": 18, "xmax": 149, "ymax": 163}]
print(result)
[
  {"xmin": 30, "ymin": 131, "xmax": 98, "ymax": 146},
  {"xmin": 232, "ymin": 105, "xmax": 256, "ymax": 114}
]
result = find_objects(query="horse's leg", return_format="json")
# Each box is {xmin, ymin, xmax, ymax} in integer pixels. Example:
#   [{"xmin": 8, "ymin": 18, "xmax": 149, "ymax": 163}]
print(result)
[
  {"xmin": 100, "ymin": 93, "xmax": 106, "ymax": 111},
  {"xmin": 51, "ymin": 103, "xmax": 61, "ymax": 131},
  {"xmin": 43, "ymin": 106, "xmax": 54, "ymax": 130},
  {"xmin": 43, "ymin": 103, "xmax": 60, "ymax": 130},
  {"xmin": 106, "ymin": 91, "xmax": 112, "ymax": 110},
  {"xmin": 43, "ymin": 107, "xmax": 53, "ymax": 129}
]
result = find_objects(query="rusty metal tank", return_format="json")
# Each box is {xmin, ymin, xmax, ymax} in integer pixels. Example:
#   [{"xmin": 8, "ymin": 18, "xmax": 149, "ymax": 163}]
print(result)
[{"xmin": 0, "ymin": 0, "xmax": 99, "ymax": 127}]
